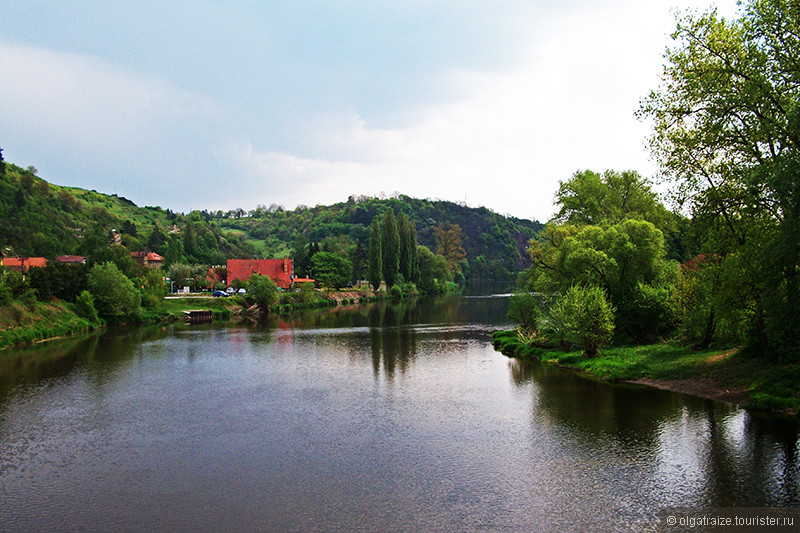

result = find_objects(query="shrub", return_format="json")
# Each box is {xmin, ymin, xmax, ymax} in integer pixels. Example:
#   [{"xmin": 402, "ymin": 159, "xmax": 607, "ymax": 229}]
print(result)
[
  {"xmin": 508, "ymin": 291, "xmax": 542, "ymax": 335},
  {"xmin": 87, "ymin": 262, "xmax": 142, "ymax": 321},
  {"xmin": 550, "ymin": 284, "xmax": 615, "ymax": 357},
  {"xmin": 246, "ymin": 273, "xmax": 278, "ymax": 312},
  {"xmin": 73, "ymin": 290, "xmax": 100, "ymax": 323}
]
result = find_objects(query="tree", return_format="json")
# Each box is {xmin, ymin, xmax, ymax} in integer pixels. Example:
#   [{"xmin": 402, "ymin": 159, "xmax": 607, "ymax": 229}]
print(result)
[
  {"xmin": 147, "ymin": 222, "xmax": 166, "ymax": 250},
  {"xmin": 528, "ymin": 219, "xmax": 677, "ymax": 342},
  {"xmin": 28, "ymin": 261, "xmax": 88, "ymax": 302},
  {"xmin": 435, "ymin": 222, "xmax": 466, "ymax": 277},
  {"xmin": 164, "ymin": 234, "xmax": 184, "ymax": 266},
  {"xmin": 247, "ymin": 273, "xmax": 278, "ymax": 312},
  {"xmin": 0, "ymin": 147, "xmax": 5, "ymax": 175},
  {"xmin": 87, "ymin": 262, "xmax": 141, "ymax": 321},
  {"xmin": 311, "ymin": 251, "xmax": 353, "ymax": 289},
  {"xmin": 183, "ymin": 221, "xmax": 197, "ymax": 258},
  {"xmin": 408, "ymin": 220, "xmax": 420, "ymax": 285},
  {"xmin": 554, "ymin": 169, "xmax": 675, "ymax": 233},
  {"xmin": 417, "ymin": 245, "xmax": 449, "ymax": 294},
  {"xmin": 549, "ymin": 284, "xmax": 616, "ymax": 357},
  {"xmin": 508, "ymin": 291, "xmax": 542, "ymax": 336},
  {"xmin": 121, "ymin": 220, "xmax": 137, "ymax": 237},
  {"xmin": 368, "ymin": 216, "xmax": 382, "ymax": 291},
  {"xmin": 350, "ymin": 241, "xmax": 368, "ymax": 283},
  {"xmin": 639, "ymin": 0, "xmax": 800, "ymax": 359},
  {"xmin": 397, "ymin": 213, "xmax": 412, "ymax": 282},
  {"xmin": 381, "ymin": 208, "xmax": 399, "ymax": 288},
  {"xmin": 292, "ymin": 235, "xmax": 310, "ymax": 278}
]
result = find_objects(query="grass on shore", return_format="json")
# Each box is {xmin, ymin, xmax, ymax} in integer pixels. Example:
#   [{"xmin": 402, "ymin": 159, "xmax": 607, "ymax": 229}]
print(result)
[
  {"xmin": 0, "ymin": 301, "xmax": 99, "ymax": 349},
  {"xmin": 492, "ymin": 329, "xmax": 800, "ymax": 415}
]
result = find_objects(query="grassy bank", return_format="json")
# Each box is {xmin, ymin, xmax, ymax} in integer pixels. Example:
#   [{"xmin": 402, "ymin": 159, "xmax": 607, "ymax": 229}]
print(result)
[
  {"xmin": 492, "ymin": 329, "xmax": 800, "ymax": 415},
  {"xmin": 0, "ymin": 301, "xmax": 101, "ymax": 349}
]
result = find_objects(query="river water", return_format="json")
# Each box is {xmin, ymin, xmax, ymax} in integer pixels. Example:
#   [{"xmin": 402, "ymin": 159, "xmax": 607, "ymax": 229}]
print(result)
[{"xmin": 0, "ymin": 294, "xmax": 797, "ymax": 532}]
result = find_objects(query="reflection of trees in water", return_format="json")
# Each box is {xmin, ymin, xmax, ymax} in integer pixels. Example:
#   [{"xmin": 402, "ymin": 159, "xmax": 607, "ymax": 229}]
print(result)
[
  {"xmin": 0, "ymin": 324, "xmax": 181, "ymax": 403},
  {"xmin": 508, "ymin": 357, "xmax": 800, "ymax": 506},
  {"xmin": 367, "ymin": 301, "xmax": 418, "ymax": 379}
]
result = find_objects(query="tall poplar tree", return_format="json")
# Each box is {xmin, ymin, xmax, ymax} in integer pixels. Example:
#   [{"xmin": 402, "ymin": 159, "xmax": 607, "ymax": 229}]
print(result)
[
  {"xmin": 381, "ymin": 208, "xmax": 400, "ymax": 288},
  {"xmin": 368, "ymin": 216, "xmax": 382, "ymax": 291},
  {"xmin": 409, "ymin": 219, "xmax": 420, "ymax": 285},
  {"xmin": 397, "ymin": 212, "xmax": 412, "ymax": 282}
]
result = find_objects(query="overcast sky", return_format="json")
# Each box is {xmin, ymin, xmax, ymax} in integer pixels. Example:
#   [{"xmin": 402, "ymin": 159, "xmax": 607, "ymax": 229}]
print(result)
[{"xmin": 1, "ymin": 0, "xmax": 739, "ymax": 222}]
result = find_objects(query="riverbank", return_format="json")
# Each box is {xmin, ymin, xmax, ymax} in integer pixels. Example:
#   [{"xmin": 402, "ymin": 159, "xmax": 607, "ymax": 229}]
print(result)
[
  {"xmin": 0, "ymin": 287, "xmax": 423, "ymax": 350},
  {"xmin": 0, "ymin": 301, "xmax": 100, "ymax": 349},
  {"xmin": 492, "ymin": 329, "xmax": 800, "ymax": 416}
]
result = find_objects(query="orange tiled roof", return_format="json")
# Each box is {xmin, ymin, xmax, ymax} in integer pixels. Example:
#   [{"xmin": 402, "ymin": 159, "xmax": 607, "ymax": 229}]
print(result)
[
  {"xmin": 4, "ymin": 257, "xmax": 47, "ymax": 270},
  {"xmin": 55, "ymin": 255, "xmax": 85, "ymax": 263},
  {"xmin": 227, "ymin": 258, "xmax": 293, "ymax": 289}
]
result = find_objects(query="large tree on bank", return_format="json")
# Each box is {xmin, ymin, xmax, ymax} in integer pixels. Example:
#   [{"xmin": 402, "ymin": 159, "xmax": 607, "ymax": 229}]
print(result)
[{"xmin": 639, "ymin": 0, "xmax": 800, "ymax": 359}]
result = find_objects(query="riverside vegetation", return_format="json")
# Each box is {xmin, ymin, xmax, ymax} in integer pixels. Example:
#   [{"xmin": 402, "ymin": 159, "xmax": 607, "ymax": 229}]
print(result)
[{"xmin": 497, "ymin": 0, "xmax": 800, "ymax": 415}]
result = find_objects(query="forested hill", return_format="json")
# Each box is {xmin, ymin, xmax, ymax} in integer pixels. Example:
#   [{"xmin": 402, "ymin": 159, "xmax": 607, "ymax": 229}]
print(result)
[
  {"xmin": 0, "ymin": 162, "xmax": 258, "ymax": 263},
  {"xmin": 0, "ymin": 160, "xmax": 542, "ymax": 282},
  {"xmin": 218, "ymin": 195, "xmax": 543, "ymax": 282}
]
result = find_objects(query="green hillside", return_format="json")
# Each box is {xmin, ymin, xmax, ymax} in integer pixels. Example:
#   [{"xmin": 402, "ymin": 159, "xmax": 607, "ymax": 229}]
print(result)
[
  {"xmin": 217, "ymin": 195, "xmax": 542, "ymax": 283},
  {"xmin": 0, "ymin": 158, "xmax": 541, "ymax": 281},
  {"xmin": 0, "ymin": 162, "xmax": 257, "ymax": 263}
]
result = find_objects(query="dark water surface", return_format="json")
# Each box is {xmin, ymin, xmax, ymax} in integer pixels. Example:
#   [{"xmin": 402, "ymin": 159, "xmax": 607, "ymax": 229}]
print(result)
[{"xmin": 0, "ymin": 294, "xmax": 797, "ymax": 532}]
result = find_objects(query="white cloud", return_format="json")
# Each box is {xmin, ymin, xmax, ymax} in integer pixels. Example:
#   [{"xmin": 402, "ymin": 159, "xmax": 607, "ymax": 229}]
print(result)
[
  {"xmin": 0, "ymin": 40, "xmax": 219, "ymax": 195},
  {"xmin": 226, "ymin": 0, "xmax": 716, "ymax": 221},
  {"xmin": 3, "ymin": 0, "xmax": 740, "ymax": 218}
]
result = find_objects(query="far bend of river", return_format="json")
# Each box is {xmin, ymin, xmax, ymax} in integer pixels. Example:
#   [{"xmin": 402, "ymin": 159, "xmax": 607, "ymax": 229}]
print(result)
[{"xmin": 1, "ymin": 293, "xmax": 798, "ymax": 532}]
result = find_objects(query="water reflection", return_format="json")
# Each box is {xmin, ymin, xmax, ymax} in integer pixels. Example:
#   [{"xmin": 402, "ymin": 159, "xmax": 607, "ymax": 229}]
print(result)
[{"xmin": 509, "ymin": 357, "xmax": 800, "ymax": 508}]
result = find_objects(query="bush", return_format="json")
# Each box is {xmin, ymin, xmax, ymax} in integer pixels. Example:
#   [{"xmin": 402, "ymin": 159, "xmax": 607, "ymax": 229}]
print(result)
[
  {"xmin": 389, "ymin": 284, "xmax": 403, "ymax": 298},
  {"xmin": 73, "ymin": 290, "xmax": 100, "ymax": 323},
  {"xmin": 550, "ymin": 284, "xmax": 615, "ymax": 357},
  {"xmin": 246, "ymin": 274, "xmax": 278, "ymax": 312},
  {"xmin": 508, "ymin": 291, "xmax": 542, "ymax": 335},
  {"xmin": 87, "ymin": 262, "xmax": 142, "ymax": 321}
]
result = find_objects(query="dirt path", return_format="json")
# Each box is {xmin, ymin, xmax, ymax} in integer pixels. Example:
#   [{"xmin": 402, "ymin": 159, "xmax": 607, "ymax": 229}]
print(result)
[{"xmin": 627, "ymin": 377, "xmax": 750, "ymax": 405}]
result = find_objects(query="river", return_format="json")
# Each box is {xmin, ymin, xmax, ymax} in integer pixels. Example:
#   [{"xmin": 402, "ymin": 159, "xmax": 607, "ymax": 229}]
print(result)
[{"xmin": 0, "ymin": 294, "xmax": 797, "ymax": 532}]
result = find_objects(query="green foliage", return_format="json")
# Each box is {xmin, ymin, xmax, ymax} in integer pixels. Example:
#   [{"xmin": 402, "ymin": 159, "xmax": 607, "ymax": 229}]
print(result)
[
  {"xmin": 417, "ymin": 245, "xmax": 449, "ymax": 294},
  {"xmin": 381, "ymin": 208, "xmax": 400, "ymax": 287},
  {"xmin": 368, "ymin": 216, "xmax": 382, "ymax": 290},
  {"xmin": 219, "ymin": 195, "xmax": 541, "ymax": 284},
  {"xmin": 529, "ymin": 219, "xmax": 677, "ymax": 342},
  {"xmin": 165, "ymin": 263, "xmax": 208, "ymax": 292},
  {"xmin": 640, "ymin": 0, "xmax": 800, "ymax": 359},
  {"xmin": 27, "ymin": 262, "xmax": 88, "ymax": 302},
  {"xmin": 138, "ymin": 268, "xmax": 167, "ymax": 308},
  {"xmin": 87, "ymin": 262, "xmax": 142, "ymax": 321},
  {"xmin": 554, "ymin": 170, "xmax": 675, "ymax": 229},
  {"xmin": 246, "ymin": 273, "xmax": 278, "ymax": 311},
  {"xmin": 0, "ymin": 267, "xmax": 28, "ymax": 302},
  {"xmin": 550, "ymin": 285, "xmax": 616, "ymax": 357},
  {"xmin": 310, "ymin": 251, "xmax": 353, "ymax": 289},
  {"xmin": 73, "ymin": 290, "xmax": 100, "ymax": 323},
  {"xmin": 507, "ymin": 291, "xmax": 542, "ymax": 335}
]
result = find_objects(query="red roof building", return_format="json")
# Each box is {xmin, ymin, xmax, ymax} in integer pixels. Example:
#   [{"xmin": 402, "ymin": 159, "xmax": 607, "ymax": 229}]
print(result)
[
  {"xmin": 227, "ymin": 257, "xmax": 293, "ymax": 289},
  {"xmin": 131, "ymin": 251, "xmax": 164, "ymax": 268},
  {"xmin": 4, "ymin": 257, "xmax": 48, "ymax": 271},
  {"xmin": 56, "ymin": 255, "xmax": 86, "ymax": 264}
]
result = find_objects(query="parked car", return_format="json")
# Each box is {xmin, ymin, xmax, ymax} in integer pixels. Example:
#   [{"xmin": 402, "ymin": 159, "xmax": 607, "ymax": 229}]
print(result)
[
  {"xmin": 238, "ymin": 288, "xmax": 246, "ymax": 294},
  {"xmin": 212, "ymin": 290, "xmax": 229, "ymax": 297}
]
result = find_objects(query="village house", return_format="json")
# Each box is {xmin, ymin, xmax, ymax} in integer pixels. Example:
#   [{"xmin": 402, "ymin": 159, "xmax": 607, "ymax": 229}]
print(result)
[
  {"xmin": 55, "ymin": 255, "xmax": 86, "ymax": 264},
  {"xmin": 131, "ymin": 251, "xmax": 164, "ymax": 269},
  {"xmin": 227, "ymin": 257, "xmax": 294, "ymax": 290},
  {"xmin": 3, "ymin": 256, "xmax": 48, "ymax": 272}
]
